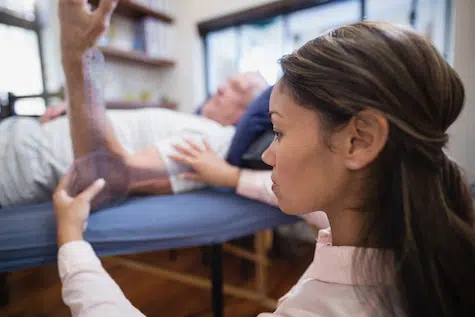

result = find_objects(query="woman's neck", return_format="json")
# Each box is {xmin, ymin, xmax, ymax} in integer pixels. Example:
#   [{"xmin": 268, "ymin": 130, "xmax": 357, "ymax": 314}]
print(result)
[{"xmin": 327, "ymin": 209, "xmax": 367, "ymax": 247}]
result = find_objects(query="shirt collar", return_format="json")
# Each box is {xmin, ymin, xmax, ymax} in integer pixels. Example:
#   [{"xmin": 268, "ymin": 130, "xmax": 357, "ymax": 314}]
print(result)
[{"xmin": 308, "ymin": 228, "xmax": 394, "ymax": 286}]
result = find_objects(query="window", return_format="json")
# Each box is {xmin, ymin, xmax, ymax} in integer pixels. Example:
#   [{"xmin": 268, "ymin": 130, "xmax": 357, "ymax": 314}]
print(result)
[
  {"xmin": 0, "ymin": 0, "xmax": 36, "ymax": 20},
  {"xmin": 367, "ymin": 0, "xmax": 450, "ymax": 55},
  {"xmin": 202, "ymin": 0, "xmax": 452, "ymax": 94},
  {"xmin": 366, "ymin": 0, "xmax": 413, "ymax": 26},
  {"xmin": 206, "ymin": 27, "xmax": 240, "ymax": 96},
  {"xmin": 287, "ymin": 0, "xmax": 360, "ymax": 50},
  {"xmin": 0, "ymin": 0, "xmax": 46, "ymax": 116},
  {"xmin": 415, "ymin": 0, "xmax": 451, "ymax": 56},
  {"xmin": 238, "ymin": 17, "xmax": 285, "ymax": 84}
]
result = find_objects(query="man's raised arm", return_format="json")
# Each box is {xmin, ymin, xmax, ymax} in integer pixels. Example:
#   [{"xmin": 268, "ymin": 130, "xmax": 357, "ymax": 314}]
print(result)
[{"xmin": 59, "ymin": 0, "xmax": 171, "ymax": 206}]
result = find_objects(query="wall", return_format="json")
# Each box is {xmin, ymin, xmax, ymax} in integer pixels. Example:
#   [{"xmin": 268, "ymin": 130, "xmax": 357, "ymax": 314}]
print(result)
[{"xmin": 447, "ymin": 0, "xmax": 475, "ymax": 182}]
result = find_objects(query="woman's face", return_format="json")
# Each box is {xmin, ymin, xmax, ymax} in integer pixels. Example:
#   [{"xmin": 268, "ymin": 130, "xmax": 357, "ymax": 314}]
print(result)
[{"xmin": 262, "ymin": 83, "xmax": 351, "ymax": 215}]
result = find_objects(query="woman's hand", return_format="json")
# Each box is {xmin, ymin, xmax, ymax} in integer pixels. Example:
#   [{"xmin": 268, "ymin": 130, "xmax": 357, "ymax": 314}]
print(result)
[
  {"xmin": 53, "ymin": 174, "xmax": 106, "ymax": 247},
  {"xmin": 58, "ymin": 0, "xmax": 117, "ymax": 57},
  {"xmin": 169, "ymin": 138, "xmax": 241, "ymax": 188}
]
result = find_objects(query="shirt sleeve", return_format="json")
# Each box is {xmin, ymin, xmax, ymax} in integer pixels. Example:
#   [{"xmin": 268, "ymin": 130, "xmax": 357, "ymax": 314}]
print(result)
[
  {"xmin": 58, "ymin": 240, "xmax": 145, "ymax": 317},
  {"xmin": 236, "ymin": 169, "xmax": 278, "ymax": 206}
]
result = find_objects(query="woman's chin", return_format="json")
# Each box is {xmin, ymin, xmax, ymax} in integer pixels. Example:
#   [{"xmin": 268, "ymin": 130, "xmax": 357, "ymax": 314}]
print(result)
[
  {"xmin": 277, "ymin": 198, "xmax": 315, "ymax": 216},
  {"xmin": 277, "ymin": 201, "xmax": 303, "ymax": 216}
]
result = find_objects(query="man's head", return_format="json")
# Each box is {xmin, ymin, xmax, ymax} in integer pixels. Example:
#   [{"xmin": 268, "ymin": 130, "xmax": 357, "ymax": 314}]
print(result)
[{"xmin": 202, "ymin": 72, "xmax": 268, "ymax": 126}]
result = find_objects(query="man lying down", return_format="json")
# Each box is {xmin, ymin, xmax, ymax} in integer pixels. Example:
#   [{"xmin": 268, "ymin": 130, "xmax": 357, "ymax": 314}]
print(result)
[{"xmin": 0, "ymin": 69, "xmax": 268, "ymax": 208}]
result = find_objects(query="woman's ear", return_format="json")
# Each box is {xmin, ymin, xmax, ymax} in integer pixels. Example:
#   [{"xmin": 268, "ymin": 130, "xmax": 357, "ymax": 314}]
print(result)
[{"xmin": 339, "ymin": 110, "xmax": 389, "ymax": 170}]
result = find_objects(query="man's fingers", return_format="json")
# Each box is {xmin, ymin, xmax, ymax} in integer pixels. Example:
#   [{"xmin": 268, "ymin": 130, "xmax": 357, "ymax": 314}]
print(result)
[
  {"xmin": 53, "ymin": 104, "xmax": 67, "ymax": 115},
  {"xmin": 86, "ymin": 1, "xmax": 93, "ymax": 13},
  {"xmin": 184, "ymin": 138, "xmax": 204, "ymax": 153},
  {"xmin": 78, "ymin": 178, "xmax": 106, "ymax": 202},
  {"xmin": 59, "ymin": 0, "xmax": 90, "ymax": 20},
  {"xmin": 95, "ymin": 0, "xmax": 118, "ymax": 19},
  {"xmin": 90, "ymin": 0, "xmax": 117, "ymax": 41}
]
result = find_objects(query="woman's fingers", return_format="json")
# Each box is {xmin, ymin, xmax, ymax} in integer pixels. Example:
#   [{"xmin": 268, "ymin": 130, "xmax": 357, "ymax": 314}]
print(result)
[
  {"xmin": 169, "ymin": 153, "xmax": 194, "ymax": 167},
  {"xmin": 53, "ymin": 188, "xmax": 71, "ymax": 206},
  {"xmin": 78, "ymin": 178, "xmax": 106, "ymax": 202},
  {"xmin": 172, "ymin": 143, "xmax": 198, "ymax": 157},
  {"xmin": 53, "ymin": 172, "xmax": 75, "ymax": 207},
  {"xmin": 180, "ymin": 172, "xmax": 201, "ymax": 181},
  {"xmin": 183, "ymin": 138, "xmax": 205, "ymax": 153},
  {"xmin": 55, "ymin": 171, "xmax": 74, "ymax": 195}
]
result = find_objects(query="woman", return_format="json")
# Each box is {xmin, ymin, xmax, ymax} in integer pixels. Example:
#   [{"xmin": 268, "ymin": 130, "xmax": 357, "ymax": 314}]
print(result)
[{"xmin": 55, "ymin": 1, "xmax": 475, "ymax": 316}]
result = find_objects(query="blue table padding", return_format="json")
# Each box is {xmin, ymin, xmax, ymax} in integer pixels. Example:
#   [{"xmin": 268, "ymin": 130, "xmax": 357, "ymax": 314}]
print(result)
[{"xmin": 0, "ymin": 189, "xmax": 297, "ymax": 272}]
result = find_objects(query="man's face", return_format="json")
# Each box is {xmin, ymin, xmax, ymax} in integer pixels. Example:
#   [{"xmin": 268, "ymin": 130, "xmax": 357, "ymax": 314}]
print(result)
[{"xmin": 202, "ymin": 75, "xmax": 255, "ymax": 126}]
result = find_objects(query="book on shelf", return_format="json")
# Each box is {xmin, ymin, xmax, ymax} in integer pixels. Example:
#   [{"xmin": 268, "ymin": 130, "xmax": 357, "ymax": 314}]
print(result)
[{"xmin": 134, "ymin": 17, "xmax": 173, "ymax": 59}]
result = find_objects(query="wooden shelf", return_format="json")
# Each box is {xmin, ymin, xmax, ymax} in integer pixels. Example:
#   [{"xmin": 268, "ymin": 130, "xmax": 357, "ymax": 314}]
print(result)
[
  {"xmin": 89, "ymin": 0, "xmax": 174, "ymax": 23},
  {"xmin": 106, "ymin": 100, "xmax": 177, "ymax": 110},
  {"xmin": 99, "ymin": 46, "xmax": 175, "ymax": 67}
]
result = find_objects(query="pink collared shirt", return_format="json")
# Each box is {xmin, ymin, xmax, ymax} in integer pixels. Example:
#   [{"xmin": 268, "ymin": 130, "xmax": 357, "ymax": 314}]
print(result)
[
  {"xmin": 58, "ymin": 229, "xmax": 397, "ymax": 316},
  {"xmin": 58, "ymin": 171, "xmax": 398, "ymax": 316}
]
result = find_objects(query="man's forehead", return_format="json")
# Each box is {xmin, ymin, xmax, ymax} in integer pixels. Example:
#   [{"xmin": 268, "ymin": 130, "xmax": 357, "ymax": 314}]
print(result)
[{"xmin": 229, "ymin": 74, "xmax": 251, "ymax": 87}]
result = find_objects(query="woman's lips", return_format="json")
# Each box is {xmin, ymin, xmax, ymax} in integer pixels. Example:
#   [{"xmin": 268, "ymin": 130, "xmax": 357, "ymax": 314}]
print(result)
[{"xmin": 271, "ymin": 176, "xmax": 278, "ymax": 193}]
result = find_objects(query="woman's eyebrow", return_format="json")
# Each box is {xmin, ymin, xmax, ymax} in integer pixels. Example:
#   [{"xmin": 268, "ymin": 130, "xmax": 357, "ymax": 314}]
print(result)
[{"xmin": 268, "ymin": 111, "xmax": 283, "ymax": 119}]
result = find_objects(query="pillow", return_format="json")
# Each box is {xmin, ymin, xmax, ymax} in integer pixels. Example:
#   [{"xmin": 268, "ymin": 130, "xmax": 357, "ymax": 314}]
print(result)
[
  {"xmin": 226, "ymin": 85, "xmax": 274, "ymax": 166},
  {"xmin": 241, "ymin": 130, "xmax": 274, "ymax": 170},
  {"xmin": 194, "ymin": 101, "xmax": 206, "ymax": 115}
]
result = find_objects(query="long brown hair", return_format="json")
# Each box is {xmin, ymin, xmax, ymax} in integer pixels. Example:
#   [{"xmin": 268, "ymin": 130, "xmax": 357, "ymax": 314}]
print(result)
[{"xmin": 279, "ymin": 21, "xmax": 475, "ymax": 317}]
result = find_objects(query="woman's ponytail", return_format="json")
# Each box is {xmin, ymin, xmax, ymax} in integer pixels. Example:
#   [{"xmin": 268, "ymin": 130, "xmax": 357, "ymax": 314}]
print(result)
[{"xmin": 385, "ymin": 151, "xmax": 475, "ymax": 317}]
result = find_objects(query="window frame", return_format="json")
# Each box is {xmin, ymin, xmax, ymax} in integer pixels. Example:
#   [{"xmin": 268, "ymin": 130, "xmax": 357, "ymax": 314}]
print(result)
[
  {"xmin": 199, "ymin": 0, "xmax": 453, "ymax": 95},
  {"xmin": 0, "ymin": 5, "xmax": 48, "ymax": 111}
]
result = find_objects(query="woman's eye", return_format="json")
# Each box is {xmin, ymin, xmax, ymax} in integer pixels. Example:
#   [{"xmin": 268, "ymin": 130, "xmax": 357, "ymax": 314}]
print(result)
[{"xmin": 273, "ymin": 130, "xmax": 283, "ymax": 141}]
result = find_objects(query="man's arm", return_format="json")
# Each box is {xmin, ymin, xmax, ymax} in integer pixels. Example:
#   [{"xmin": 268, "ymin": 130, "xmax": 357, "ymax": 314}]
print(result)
[
  {"xmin": 62, "ymin": 48, "xmax": 125, "ymax": 158},
  {"xmin": 127, "ymin": 147, "xmax": 173, "ymax": 195},
  {"xmin": 63, "ymin": 47, "xmax": 171, "ymax": 198},
  {"xmin": 59, "ymin": 0, "xmax": 170, "ymax": 200},
  {"xmin": 59, "ymin": 0, "xmax": 123, "ymax": 158}
]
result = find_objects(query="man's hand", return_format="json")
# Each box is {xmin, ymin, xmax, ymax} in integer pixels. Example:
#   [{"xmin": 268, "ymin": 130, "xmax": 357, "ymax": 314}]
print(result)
[
  {"xmin": 40, "ymin": 103, "xmax": 67, "ymax": 124},
  {"xmin": 59, "ymin": 0, "xmax": 117, "ymax": 57},
  {"xmin": 169, "ymin": 138, "xmax": 241, "ymax": 188},
  {"xmin": 53, "ymin": 173, "xmax": 106, "ymax": 247}
]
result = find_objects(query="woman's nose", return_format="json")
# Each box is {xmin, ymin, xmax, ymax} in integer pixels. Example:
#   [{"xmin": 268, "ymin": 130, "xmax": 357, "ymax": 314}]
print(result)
[{"xmin": 262, "ymin": 141, "xmax": 276, "ymax": 167}]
